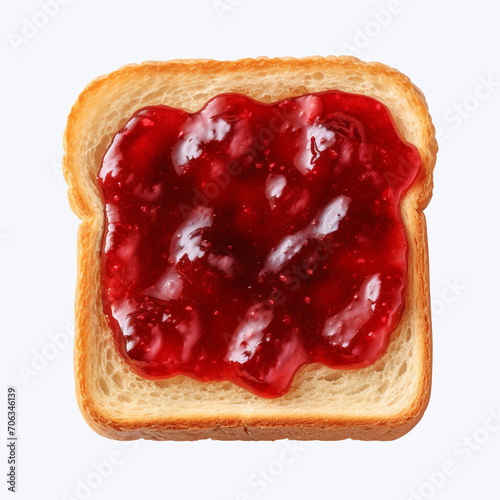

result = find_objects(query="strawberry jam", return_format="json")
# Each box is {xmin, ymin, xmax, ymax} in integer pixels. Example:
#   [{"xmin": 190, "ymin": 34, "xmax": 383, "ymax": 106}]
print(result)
[{"xmin": 98, "ymin": 91, "xmax": 421, "ymax": 398}]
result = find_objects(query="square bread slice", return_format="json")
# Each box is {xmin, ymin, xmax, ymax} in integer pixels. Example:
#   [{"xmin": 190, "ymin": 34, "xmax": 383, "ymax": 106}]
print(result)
[{"xmin": 63, "ymin": 56, "xmax": 437, "ymax": 441}]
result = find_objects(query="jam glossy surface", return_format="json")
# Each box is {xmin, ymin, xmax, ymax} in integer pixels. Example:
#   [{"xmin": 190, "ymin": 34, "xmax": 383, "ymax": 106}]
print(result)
[{"xmin": 98, "ymin": 91, "xmax": 421, "ymax": 397}]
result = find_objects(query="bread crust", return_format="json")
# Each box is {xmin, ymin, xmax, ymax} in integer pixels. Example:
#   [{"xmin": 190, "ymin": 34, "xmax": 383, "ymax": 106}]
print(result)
[{"xmin": 64, "ymin": 56, "xmax": 437, "ymax": 441}]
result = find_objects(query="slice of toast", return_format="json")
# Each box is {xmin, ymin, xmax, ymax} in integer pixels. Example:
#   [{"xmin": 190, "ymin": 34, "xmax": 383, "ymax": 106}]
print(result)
[{"xmin": 63, "ymin": 56, "xmax": 437, "ymax": 441}]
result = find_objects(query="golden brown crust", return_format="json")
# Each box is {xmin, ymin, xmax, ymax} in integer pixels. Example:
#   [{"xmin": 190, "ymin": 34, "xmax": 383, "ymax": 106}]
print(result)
[{"xmin": 64, "ymin": 56, "xmax": 437, "ymax": 441}]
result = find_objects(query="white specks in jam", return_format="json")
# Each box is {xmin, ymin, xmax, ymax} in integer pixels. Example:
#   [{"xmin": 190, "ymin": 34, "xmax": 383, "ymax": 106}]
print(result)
[
  {"xmin": 293, "ymin": 121, "xmax": 336, "ymax": 175},
  {"xmin": 142, "ymin": 267, "xmax": 184, "ymax": 301},
  {"xmin": 207, "ymin": 253, "xmax": 235, "ymax": 278},
  {"xmin": 169, "ymin": 206, "xmax": 214, "ymax": 263},
  {"xmin": 265, "ymin": 173, "xmax": 287, "ymax": 208},
  {"xmin": 226, "ymin": 302, "xmax": 274, "ymax": 363},
  {"xmin": 261, "ymin": 195, "xmax": 351, "ymax": 274},
  {"xmin": 313, "ymin": 195, "xmax": 351, "ymax": 237},
  {"xmin": 322, "ymin": 274, "xmax": 382, "ymax": 348},
  {"xmin": 171, "ymin": 114, "xmax": 231, "ymax": 173},
  {"xmin": 279, "ymin": 95, "xmax": 337, "ymax": 175}
]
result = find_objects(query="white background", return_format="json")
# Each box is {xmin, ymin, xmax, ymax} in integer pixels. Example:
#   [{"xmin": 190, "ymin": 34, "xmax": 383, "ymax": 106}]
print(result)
[{"xmin": 1, "ymin": 0, "xmax": 499, "ymax": 499}]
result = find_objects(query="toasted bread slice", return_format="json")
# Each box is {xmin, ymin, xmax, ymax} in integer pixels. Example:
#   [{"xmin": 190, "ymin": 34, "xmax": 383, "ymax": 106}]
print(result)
[{"xmin": 63, "ymin": 56, "xmax": 437, "ymax": 441}]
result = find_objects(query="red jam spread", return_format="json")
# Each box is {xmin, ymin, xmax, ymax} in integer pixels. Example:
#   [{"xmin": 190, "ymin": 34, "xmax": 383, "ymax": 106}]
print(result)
[{"xmin": 98, "ymin": 91, "xmax": 421, "ymax": 398}]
